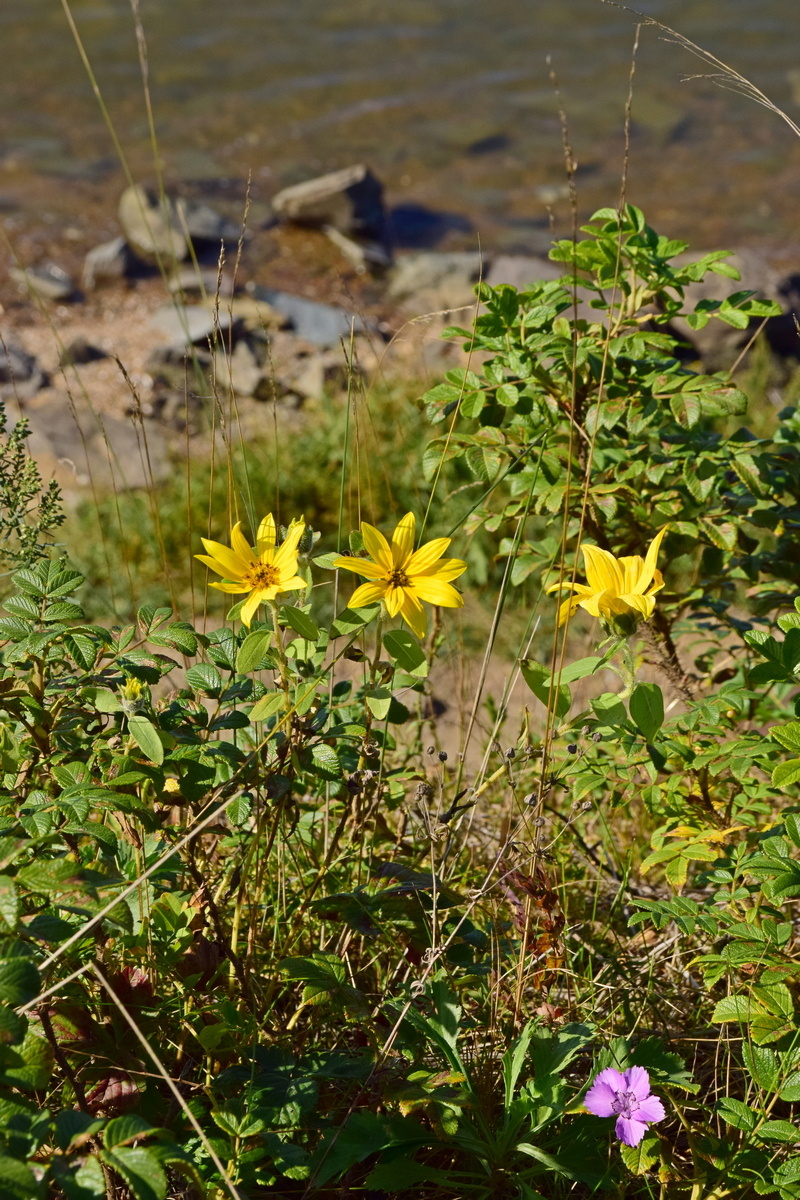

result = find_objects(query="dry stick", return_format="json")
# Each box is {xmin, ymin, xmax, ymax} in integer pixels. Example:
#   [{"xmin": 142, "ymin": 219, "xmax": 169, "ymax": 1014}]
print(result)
[{"xmin": 92, "ymin": 964, "xmax": 239, "ymax": 1199}]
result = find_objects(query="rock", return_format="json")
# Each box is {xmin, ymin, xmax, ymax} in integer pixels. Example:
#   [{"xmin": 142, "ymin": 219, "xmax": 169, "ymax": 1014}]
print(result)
[
  {"xmin": 324, "ymin": 226, "xmax": 392, "ymax": 274},
  {"xmin": 271, "ymin": 164, "xmax": 386, "ymax": 239},
  {"xmin": 214, "ymin": 339, "xmax": 265, "ymax": 399},
  {"xmin": 166, "ymin": 265, "xmax": 236, "ymax": 298},
  {"xmin": 9, "ymin": 263, "xmax": 74, "ymax": 301},
  {"xmin": 58, "ymin": 337, "xmax": 106, "ymax": 367},
  {"xmin": 387, "ymin": 250, "xmax": 487, "ymax": 307},
  {"xmin": 23, "ymin": 398, "xmax": 169, "ymax": 491},
  {"xmin": 150, "ymin": 304, "xmax": 236, "ymax": 349},
  {"xmin": 225, "ymin": 295, "xmax": 286, "ymax": 332},
  {"xmin": 0, "ymin": 336, "xmax": 45, "ymax": 400},
  {"xmin": 173, "ymin": 197, "xmax": 242, "ymax": 244},
  {"xmin": 252, "ymin": 287, "xmax": 369, "ymax": 347},
  {"xmin": 82, "ymin": 236, "xmax": 137, "ymax": 290},
  {"xmin": 486, "ymin": 255, "xmax": 562, "ymax": 290},
  {"xmin": 118, "ymin": 185, "xmax": 188, "ymax": 263}
]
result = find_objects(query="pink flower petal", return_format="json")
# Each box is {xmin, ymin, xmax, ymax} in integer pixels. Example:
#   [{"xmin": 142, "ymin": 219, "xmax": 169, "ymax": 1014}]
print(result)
[
  {"xmin": 584, "ymin": 1081, "xmax": 619, "ymax": 1118},
  {"xmin": 637, "ymin": 1095, "xmax": 665, "ymax": 1124},
  {"xmin": 625, "ymin": 1066, "xmax": 652, "ymax": 1100},
  {"xmin": 616, "ymin": 1116, "xmax": 649, "ymax": 1147}
]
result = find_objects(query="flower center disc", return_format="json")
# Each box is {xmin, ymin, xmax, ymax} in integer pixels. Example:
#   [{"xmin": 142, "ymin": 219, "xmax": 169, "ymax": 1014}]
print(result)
[
  {"xmin": 388, "ymin": 568, "xmax": 411, "ymax": 588},
  {"xmin": 611, "ymin": 1089, "xmax": 640, "ymax": 1119},
  {"xmin": 246, "ymin": 562, "xmax": 280, "ymax": 589}
]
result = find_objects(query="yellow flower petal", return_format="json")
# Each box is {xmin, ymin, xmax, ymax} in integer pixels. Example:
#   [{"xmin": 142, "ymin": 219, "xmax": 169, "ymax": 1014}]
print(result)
[
  {"xmin": 619, "ymin": 592, "xmax": 655, "ymax": 618},
  {"xmin": 198, "ymin": 538, "xmax": 250, "ymax": 580},
  {"xmin": 361, "ymin": 522, "xmax": 394, "ymax": 572},
  {"xmin": 399, "ymin": 590, "xmax": 427, "ymax": 638},
  {"xmin": 241, "ymin": 588, "xmax": 265, "ymax": 627},
  {"xmin": 384, "ymin": 585, "xmax": 405, "ymax": 618},
  {"xmin": 273, "ymin": 519, "xmax": 305, "ymax": 573},
  {"xmin": 637, "ymin": 526, "xmax": 669, "ymax": 593},
  {"xmin": 276, "ymin": 574, "xmax": 308, "ymax": 594},
  {"xmin": 230, "ymin": 522, "xmax": 256, "ymax": 565},
  {"xmin": 407, "ymin": 537, "xmax": 451, "ymax": 574},
  {"xmin": 391, "ymin": 512, "xmax": 416, "ymax": 566},
  {"xmin": 256, "ymin": 513, "xmax": 276, "ymax": 557},
  {"xmin": 410, "ymin": 578, "xmax": 464, "ymax": 608},
  {"xmin": 581, "ymin": 544, "xmax": 624, "ymax": 594},
  {"xmin": 349, "ymin": 581, "xmax": 387, "ymax": 608},
  {"xmin": 414, "ymin": 557, "xmax": 467, "ymax": 583},
  {"xmin": 208, "ymin": 579, "xmax": 250, "ymax": 594},
  {"xmin": 333, "ymin": 555, "xmax": 385, "ymax": 579}
]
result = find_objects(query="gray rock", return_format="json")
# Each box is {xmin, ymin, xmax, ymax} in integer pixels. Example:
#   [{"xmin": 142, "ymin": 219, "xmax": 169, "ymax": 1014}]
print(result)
[
  {"xmin": 118, "ymin": 185, "xmax": 187, "ymax": 262},
  {"xmin": 387, "ymin": 251, "xmax": 487, "ymax": 307},
  {"xmin": 58, "ymin": 337, "xmax": 106, "ymax": 367},
  {"xmin": 271, "ymin": 164, "xmax": 386, "ymax": 239},
  {"xmin": 486, "ymin": 255, "xmax": 562, "ymax": 290},
  {"xmin": 214, "ymin": 339, "xmax": 264, "ymax": 399},
  {"xmin": 0, "ymin": 336, "xmax": 45, "ymax": 400},
  {"xmin": 82, "ymin": 236, "xmax": 137, "ymax": 290},
  {"xmin": 151, "ymin": 304, "xmax": 235, "ymax": 348},
  {"xmin": 24, "ymin": 399, "xmax": 169, "ymax": 491},
  {"xmin": 166, "ymin": 265, "xmax": 236, "ymax": 298},
  {"xmin": 173, "ymin": 197, "xmax": 242, "ymax": 243},
  {"xmin": 10, "ymin": 262, "xmax": 74, "ymax": 301},
  {"xmin": 324, "ymin": 226, "xmax": 392, "ymax": 274},
  {"xmin": 252, "ymin": 287, "xmax": 368, "ymax": 346}
]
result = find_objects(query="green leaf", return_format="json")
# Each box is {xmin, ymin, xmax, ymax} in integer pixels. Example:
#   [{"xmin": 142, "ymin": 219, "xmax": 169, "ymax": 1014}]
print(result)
[
  {"xmin": 366, "ymin": 688, "xmax": 393, "ymax": 720},
  {"xmin": 0, "ymin": 1154, "xmax": 44, "ymax": 1200},
  {"xmin": 86, "ymin": 687, "xmax": 123, "ymax": 714},
  {"xmin": 280, "ymin": 606, "xmax": 319, "ymax": 641},
  {"xmin": 185, "ymin": 663, "xmax": 223, "ymax": 695},
  {"xmin": 520, "ymin": 659, "xmax": 570, "ymax": 717},
  {"xmin": 772, "ymin": 722, "xmax": 800, "ymax": 753},
  {"xmin": 620, "ymin": 1132, "xmax": 660, "ymax": 1175},
  {"xmin": 127, "ymin": 716, "xmax": 164, "ymax": 766},
  {"xmin": 0, "ymin": 1026, "xmax": 54, "ymax": 1089},
  {"xmin": 382, "ymin": 629, "xmax": 428, "ymax": 677},
  {"xmin": 100, "ymin": 1147, "xmax": 167, "ymax": 1200},
  {"xmin": 773, "ymin": 759, "xmax": 800, "ymax": 788},
  {"xmin": 717, "ymin": 1096, "xmax": 758, "ymax": 1132},
  {"xmin": 104, "ymin": 1116, "xmax": 160, "ymax": 1149},
  {"xmin": 51, "ymin": 1151, "xmax": 106, "ymax": 1199},
  {"xmin": 757, "ymin": 1120, "xmax": 800, "ymax": 1143},
  {"xmin": 308, "ymin": 745, "xmax": 341, "ymax": 780},
  {"xmin": 629, "ymin": 682, "xmax": 664, "ymax": 742},
  {"xmin": 364, "ymin": 1159, "xmax": 451, "ymax": 1191},
  {"xmin": 227, "ymin": 793, "xmax": 252, "ymax": 826},
  {"xmin": 742, "ymin": 1043, "xmax": 779, "ymax": 1092},
  {"xmin": 331, "ymin": 604, "xmax": 380, "ymax": 637},
  {"xmin": 249, "ymin": 691, "xmax": 285, "ymax": 722},
  {"xmin": 550, "ymin": 653, "xmax": 612, "ymax": 685},
  {"xmin": 0, "ymin": 950, "xmax": 40, "ymax": 1008},
  {"xmin": 235, "ymin": 630, "xmax": 272, "ymax": 673},
  {"xmin": 0, "ymin": 877, "xmax": 18, "ymax": 933}
]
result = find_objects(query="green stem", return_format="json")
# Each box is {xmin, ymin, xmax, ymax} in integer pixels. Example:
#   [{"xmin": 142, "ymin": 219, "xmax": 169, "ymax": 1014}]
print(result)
[{"xmin": 268, "ymin": 600, "xmax": 292, "ymax": 709}]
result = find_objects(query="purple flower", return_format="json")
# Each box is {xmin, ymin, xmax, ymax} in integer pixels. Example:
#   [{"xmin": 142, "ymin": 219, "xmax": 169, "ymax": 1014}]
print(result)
[{"xmin": 584, "ymin": 1066, "xmax": 665, "ymax": 1147}]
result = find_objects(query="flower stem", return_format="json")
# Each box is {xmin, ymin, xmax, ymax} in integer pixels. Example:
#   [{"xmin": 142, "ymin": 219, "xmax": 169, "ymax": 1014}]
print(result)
[{"xmin": 268, "ymin": 600, "xmax": 292, "ymax": 710}]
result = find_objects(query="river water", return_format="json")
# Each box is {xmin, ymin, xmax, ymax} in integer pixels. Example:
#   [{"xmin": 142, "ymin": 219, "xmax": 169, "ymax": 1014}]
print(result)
[{"xmin": 1, "ymin": 0, "xmax": 799, "ymax": 255}]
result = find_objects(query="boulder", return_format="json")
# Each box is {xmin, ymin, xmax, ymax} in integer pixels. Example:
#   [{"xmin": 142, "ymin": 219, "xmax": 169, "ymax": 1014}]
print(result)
[
  {"xmin": 118, "ymin": 185, "xmax": 188, "ymax": 263},
  {"xmin": 173, "ymin": 197, "xmax": 242, "ymax": 244},
  {"xmin": 252, "ymin": 288, "xmax": 369, "ymax": 347},
  {"xmin": 82, "ymin": 237, "xmax": 138, "ymax": 290},
  {"xmin": 0, "ymin": 336, "xmax": 45, "ymax": 401},
  {"xmin": 388, "ymin": 250, "xmax": 487, "ymax": 309},
  {"xmin": 271, "ymin": 164, "xmax": 386, "ymax": 240},
  {"xmin": 58, "ymin": 337, "xmax": 106, "ymax": 368},
  {"xmin": 150, "ymin": 304, "xmax": 236, "ymax": 349},
  {"xmin": 9, "ymin": 263, "xmax": 74, "ymax": 302}
]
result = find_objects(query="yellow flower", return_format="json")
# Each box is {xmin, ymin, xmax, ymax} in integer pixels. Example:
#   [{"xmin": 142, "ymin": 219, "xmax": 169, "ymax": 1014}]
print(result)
[
  {"xmin": 334, "ymin": 512, "xmax": 467, "ymax": 639},
  {"xmin": 548, "ymin": 527, "xmax": 668, "ymax": 629},
  {"xmin": 196, "ymin": 514, "xmax": 307, "ymax": 627}
]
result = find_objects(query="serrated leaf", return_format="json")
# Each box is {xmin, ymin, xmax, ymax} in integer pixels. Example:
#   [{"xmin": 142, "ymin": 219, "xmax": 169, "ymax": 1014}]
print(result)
[
  {"xmin": 100, "ymin": 1147, "xmax": 167, "ymax": 1200},
  {"xmin": 773, "ymin": 759, "xmax": 800, "ymax": 788},
  {"xmin": 309, "ymin": 744, "xmax": 341, "ymax": 780},
  {"xmin": 249, "ymin": 691, "xmax": 285, "ymax": 722},
  {"xmin": 104, "ymin": 1115, "xmax": 161, "ymax": 1149},
  {"xmin": 620, "ymin": 1132, "xmax": 660, "ymax": 1174},
  {"xmin": 0, "ymin": 1154, "xmax": 43, "ymax": 1199},
  {"xmin": 382, "ymin": 629, "xmax": 428, "ymax": 676},
  {"xmin": 742, "ymin": 1043, "xmax": 779, "ymax": 1092},
  {"xmin": 629, "ymin": 682, "xmax": 664, "ymax": 742},
  {"xmin": 772, "ymin": 722, "xmax": 800, "ymax": 753},
  {"xmin": 1, "ymin": 1025, "xmax": 54, "ymax": 1089},
  {"xmin": 127, "ymin": 716, "xmax": 164, "ymax": 766},
  {"xmin": 280, "ymin": 606, "xmax": 319, "ymax": 641},
  {"xmin": 0, "ymin": 877, "xmax": 18, "ymax": 934},
  {"xmin": 757, "ymin": 1120, "xmax": 800, "ymax": 1142},
  {"xmin": 235, "ymin": 630, "xmax": 272, "ymax": 673},
  {"xmin": 185, "ymin": 663, "xmax": 223, "ymax": 695},
  {"xmin": 520, "ymin": 659, "xmax": 570, "ymax": 717},
  {"xmin": 227, "ymin": 793, "xmax": 252, "ymax": 826}
]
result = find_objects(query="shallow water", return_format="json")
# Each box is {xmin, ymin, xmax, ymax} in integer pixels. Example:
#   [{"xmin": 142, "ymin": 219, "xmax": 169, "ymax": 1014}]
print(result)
[{"xmin": 2, "ymin": 0, "xmax": 800, "ymax": 253}]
